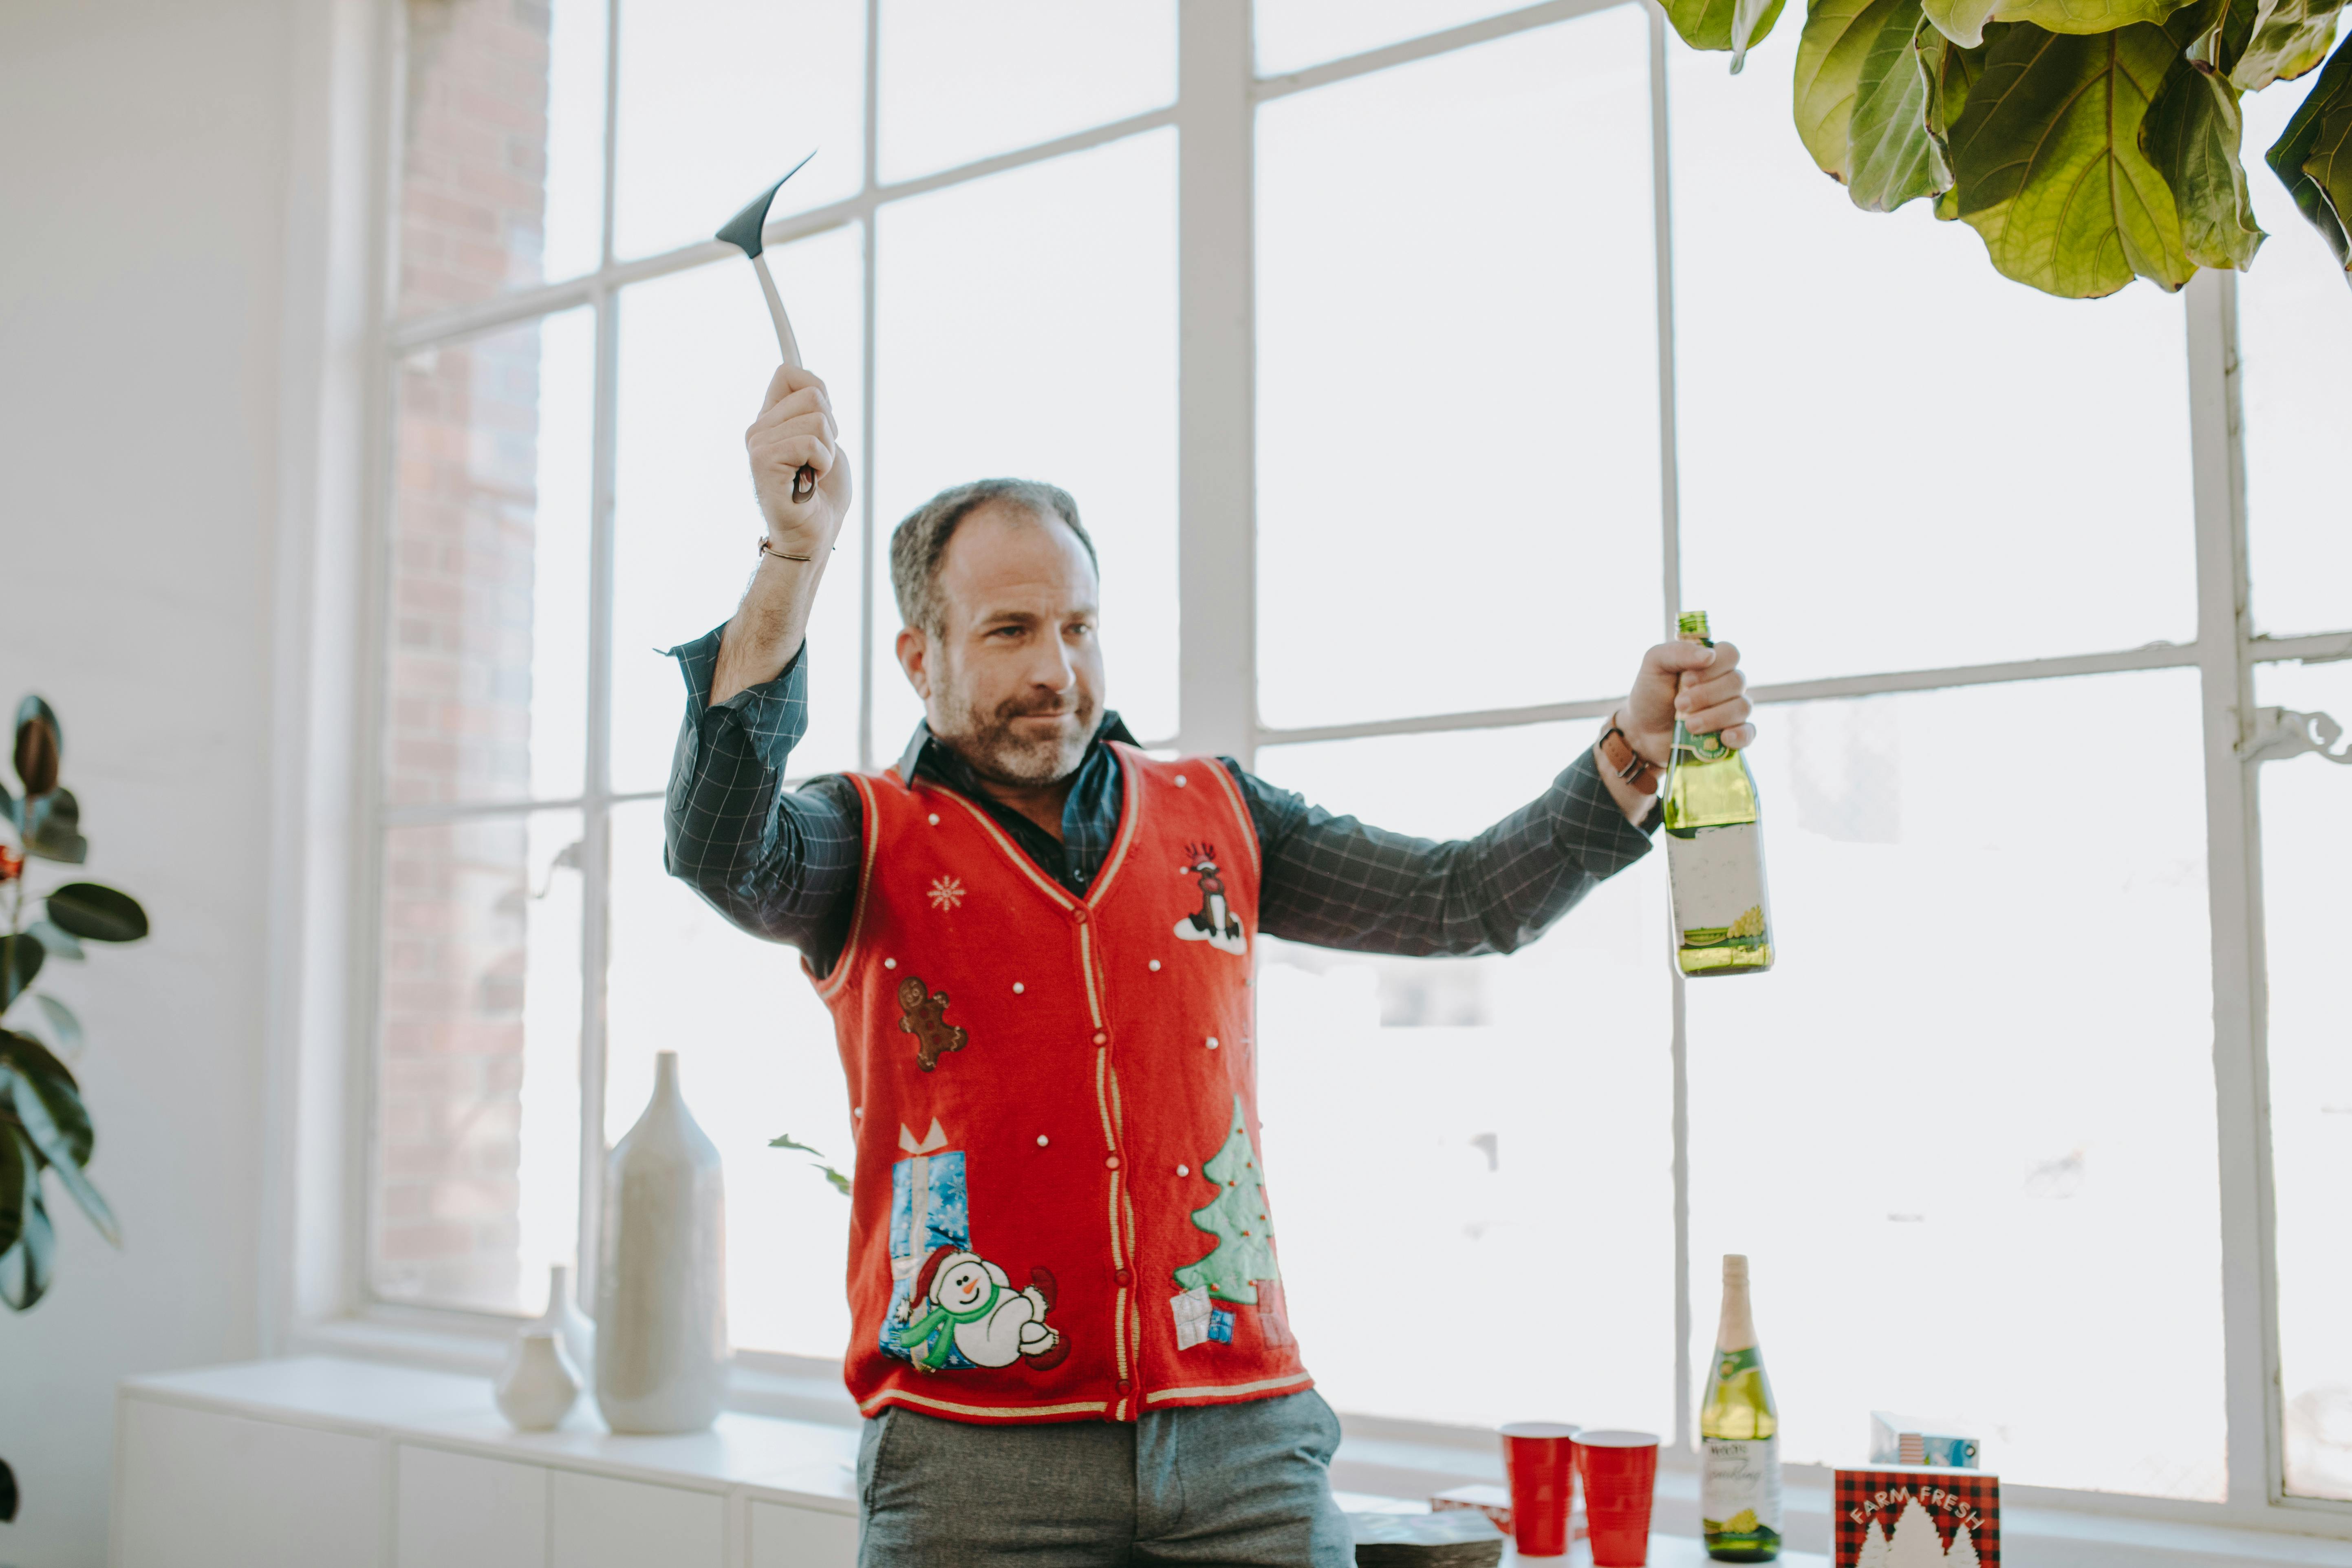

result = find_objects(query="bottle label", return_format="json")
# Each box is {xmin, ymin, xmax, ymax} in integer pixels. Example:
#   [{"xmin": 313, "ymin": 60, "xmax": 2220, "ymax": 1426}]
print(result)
[
  {"xmin": 1702, "ymin": 1435, "xmax": 1783, "ymax": 1535},
  {"xmin": 1672, "ymin": 719, "xmax": 1730, "ymax": 763},
  {"xmin": 1667, "ymin": 822, "xmax": 1768, "ymax": 951}
]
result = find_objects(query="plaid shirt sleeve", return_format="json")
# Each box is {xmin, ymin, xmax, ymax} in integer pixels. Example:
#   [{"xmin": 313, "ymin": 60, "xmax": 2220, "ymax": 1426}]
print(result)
[
  {"xmin": 1227, "ymin": 746, "xmax": 1658, "ymax": 957},
  {"xmin": 661, "ymin": 624, "xmax": 862, "ymax": 966}
]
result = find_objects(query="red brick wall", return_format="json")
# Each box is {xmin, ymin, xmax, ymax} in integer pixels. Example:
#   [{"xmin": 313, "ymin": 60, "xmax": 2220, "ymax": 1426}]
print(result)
[{"xmin": 374, "ymin": 0, "xmax": 556, "ymax": 1310}]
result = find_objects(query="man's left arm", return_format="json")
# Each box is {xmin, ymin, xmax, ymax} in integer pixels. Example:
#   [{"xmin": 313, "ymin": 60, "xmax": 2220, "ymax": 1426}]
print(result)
[{"xmin": 1238, "ymin": 640, "xmax": 1754, "ymax": 957}]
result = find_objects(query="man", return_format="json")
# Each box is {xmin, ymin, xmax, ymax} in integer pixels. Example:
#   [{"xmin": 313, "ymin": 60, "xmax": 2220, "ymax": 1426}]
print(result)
[{"xmin": 665, "ymin": 366, "xmax": 1755, "ymax": 1566}]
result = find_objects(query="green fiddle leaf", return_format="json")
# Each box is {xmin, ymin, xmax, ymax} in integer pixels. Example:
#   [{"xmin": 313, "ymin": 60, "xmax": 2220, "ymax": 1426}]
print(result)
[
  {"xmin": 1931, "ymin": 31, "xmax": 2001, "ymax": 213},
  {"xmin": 2202, "ymin": 0, "xmax": 2346, "ymax": 88},
  {"xmin": 1666, "ymin": 0, "xmax": 1790, "ymax": 60},
  {"xmin": 2, "ymin": 935, "xmax": 43, "ymax": 1013},
  {"xmin": 44, "ymin": 883, "xmax": 148, "ymax": 943},
  {"xmin": 1798, "ymin": 0, "xmax": 1911, "ymax": 179},
  {"xmin": 1924, "ymin": 0, "xmax": 2187, "ymax": 49},
  {"xmin": 2144, "ymin": 41, "xmax": 2268, "ymax": 267},
  {"xmin": 12, "ymin": 698, "xmax": 59, "ymax": 800},
  {"xmin": 1850, "ymin": 1, "xmax": 1959, "ymax": 208},
  {"xmin": 2268, "ymin": 32, "xmax": 2352, "ymax": 273},
  {"xmin": 1951, "ymin": 20, "xmax": 2195, "ymax": 295},
  {"xmin": 4, "ymin": 1068, "xmax": 114, "ymax": 1246},
  {"xmin": 0, "ymin": 1149, "xmax": 56, "ymax": 1311},
  {"xmin": 28, "ymin": 920, "xmax": 84, "ymax": 962},
  {"xmin": 0, "ymin": 1032, "xmax": 90, "ymax": 1167},
  {"xmin": 0, "ymin": 1124, "xmax": 22, "ymax": 1259},
  {"xmin": 24, "ymin": 787, "xmax": 87, "ymax": 865},
  {"xmin": 34, "ymin": 995, "xmax": 83, "ymax": 1054}
]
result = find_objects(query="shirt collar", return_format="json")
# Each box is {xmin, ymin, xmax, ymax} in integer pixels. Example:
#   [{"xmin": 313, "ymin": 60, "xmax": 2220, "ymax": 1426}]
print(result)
[{"xmin": 893, "ymin": 710, "xmax": 1139, "ymax": 789}]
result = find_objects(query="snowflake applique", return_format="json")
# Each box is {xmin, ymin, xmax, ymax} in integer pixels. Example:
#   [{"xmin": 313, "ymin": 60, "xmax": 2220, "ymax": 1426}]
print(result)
[{"xmin": 927, "ymin": 876, "xmax": 967, "ymax": 912}]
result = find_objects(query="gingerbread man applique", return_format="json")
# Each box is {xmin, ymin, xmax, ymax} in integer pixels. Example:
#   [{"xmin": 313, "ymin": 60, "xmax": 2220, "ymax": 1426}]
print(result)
[{"xmin": 897, "ymin": 975, "xmax": 969, "ymax": 1071}]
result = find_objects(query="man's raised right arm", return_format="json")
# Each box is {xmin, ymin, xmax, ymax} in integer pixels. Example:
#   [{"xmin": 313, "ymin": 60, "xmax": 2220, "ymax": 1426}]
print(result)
[{"xmin": 661, "ymin": 365, "xmax": 863, "ymax": 967}]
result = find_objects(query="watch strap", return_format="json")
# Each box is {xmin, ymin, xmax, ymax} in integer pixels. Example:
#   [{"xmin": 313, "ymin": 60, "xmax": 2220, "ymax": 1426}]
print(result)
[{"xmin": 1599, "ymin": 718, "xmax": 1662, "ymax": 795}]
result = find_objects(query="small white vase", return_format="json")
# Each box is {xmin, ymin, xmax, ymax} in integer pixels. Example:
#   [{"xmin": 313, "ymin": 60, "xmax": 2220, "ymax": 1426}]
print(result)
[
  {"xmin": 595, "ymin": 1051, "xmax": 729, "ymax": 1434},
  {"xmin": 495, "ymin": 1331, "xmax": 580, "ymax": 1431},
  {"xmin": 530, "ymin": 1263, "xmax": 596, "ymax": 1381}
]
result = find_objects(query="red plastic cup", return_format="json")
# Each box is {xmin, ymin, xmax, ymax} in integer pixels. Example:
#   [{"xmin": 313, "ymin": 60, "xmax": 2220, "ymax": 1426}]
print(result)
[
  {"xmin": 1575, "ymin": 1429, "xmax": 1660, "ymax": 1567},
  {"xmin": 1498, "ymin": 1421, "xmax": 1580, "ymax": 1557}
]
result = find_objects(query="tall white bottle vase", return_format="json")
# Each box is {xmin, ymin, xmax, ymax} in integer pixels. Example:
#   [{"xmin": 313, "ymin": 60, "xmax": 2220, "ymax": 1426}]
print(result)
[
  {"xmin": 594, "ymin": 1051, "xmax": 730, "ymax": 1433},
  {"xmin": 530, "ymin": 1263, "xmax": 596, "ymax": 1382}
]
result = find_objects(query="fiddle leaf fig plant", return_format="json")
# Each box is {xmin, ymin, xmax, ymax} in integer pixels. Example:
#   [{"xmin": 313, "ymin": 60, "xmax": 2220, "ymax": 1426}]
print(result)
[
  {"xmin": 0, "ymin": 695, "xmax": 147, "ymax": 1312},
  {"xmin": 1676, "ymin": 0, "xmax": 2352, "ymax": 295}
]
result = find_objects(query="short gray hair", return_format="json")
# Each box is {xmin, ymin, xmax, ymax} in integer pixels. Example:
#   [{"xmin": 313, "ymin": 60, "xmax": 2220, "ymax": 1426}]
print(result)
[{"xmin": 888, "ymin": 478, "xmax": 1098, "ymax": 637}]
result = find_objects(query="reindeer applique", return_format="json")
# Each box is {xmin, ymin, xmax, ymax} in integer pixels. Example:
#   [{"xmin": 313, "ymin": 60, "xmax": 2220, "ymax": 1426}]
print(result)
[
  {"xmin": 1173, "ymin": 842, "xmax": 1247, "ymax": 957},
  {"xmin": 897, "ymin": 976, "xmax": 969, "ymax": 1071}
]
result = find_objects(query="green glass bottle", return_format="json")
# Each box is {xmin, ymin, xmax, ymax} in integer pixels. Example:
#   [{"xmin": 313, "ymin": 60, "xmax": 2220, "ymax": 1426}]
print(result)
[
  {"xmin": 1663, "ymin": 611, "xmax": 1774, "ymax": 977},
  {"xmin": 1701, "ymin": 1253, "xmax": 1782, "ymax": 1561}
]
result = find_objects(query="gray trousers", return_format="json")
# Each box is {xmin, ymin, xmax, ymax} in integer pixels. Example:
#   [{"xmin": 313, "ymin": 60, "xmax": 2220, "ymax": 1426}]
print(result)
[{"xmin": 855, "ymin": 1390, "xmax": 1355, "ymax": 1567}]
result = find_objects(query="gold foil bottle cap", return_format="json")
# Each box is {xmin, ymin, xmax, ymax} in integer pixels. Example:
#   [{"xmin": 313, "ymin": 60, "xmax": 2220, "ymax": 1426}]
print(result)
[{"xmin": 1678, "ymin": 610, "xmax": 1712, "ymax": 642}]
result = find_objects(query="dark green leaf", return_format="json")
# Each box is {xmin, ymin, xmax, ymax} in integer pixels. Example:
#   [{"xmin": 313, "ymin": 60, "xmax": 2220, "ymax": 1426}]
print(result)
[
  {"xmin": 1798, "ymin": 0, "xmax": 1913, "ymax": 178},
  {"xmin": 1851, "ymin": 2, "xmax": 1959, "ymax": 208},
  {"xmin": 29, "ymin": 920, "xmax": 84, "ymax": 962},
  {"xmin": 0, "ymin": 1150, "xmax": 55, "ymax": 1311},
  {"xmin": 769, "ymin": 1134, "xmax": 852, "ymax": 1198},
  {"xmin": 3, "ymin": 935, "xmax": 43, "ymax": 1013},
  {"xmin": 45, "ymin": 883, "xmax": 147, "ymax": 943},
  {"xmin": 0, "ymin": 1033, "xmax": 89, "ymax": 1167},
  {"xmin": 4, "ymin": 1067, "xmax": 114, "ymax": 1245},
  {"xmin": 2145, "ymin": 38, "xmax": 2268, "ymax": 267},
  {"xmin": 1952, "ymin": 21, "xmax": 2195, "ymax": 295},
  {"xmin": 34, "ymin": 995, "xmax": 83, "ymax": 1054},
  {"xmin": 1666, "ymin": 0, "xmax": 1790, "ymax": 61},
  {"xmin": 12, "ymin": 698, "xmax": 58, "ymax": 799},
  {"xmin": 0, "ymin": 1123, "xmax": 22, "ymax": 1259},
  {"xmin": 23, "ymin": 788, "xmax": 86, "ymax": 865},
  {"xmin": 2268, "ymin": 32, "xmax": 2352, "ymax": 273},
  {"xmin": 2206, "ymin": 0, "xmax": 2347, "ymax": 88}
]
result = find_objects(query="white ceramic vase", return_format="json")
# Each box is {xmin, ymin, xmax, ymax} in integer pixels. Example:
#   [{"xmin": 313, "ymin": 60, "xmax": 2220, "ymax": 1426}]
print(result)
[
  {"xmin": 530, "ymin": 1263, "xmax": 597, "ymax": 1381},
  {"xmin": 594, "ymin": 1051, "xmax": 729, "ymax": 1433},
  {"xmin": 494, "ymin": 1331, "xmax": 580, "ymax": 1431}
]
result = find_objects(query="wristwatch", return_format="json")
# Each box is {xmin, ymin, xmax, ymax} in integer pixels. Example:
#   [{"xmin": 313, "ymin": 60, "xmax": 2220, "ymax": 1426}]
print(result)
[{"xmin": 1598, "ymin": 715, "xmax": 1663, "ymax": 796}]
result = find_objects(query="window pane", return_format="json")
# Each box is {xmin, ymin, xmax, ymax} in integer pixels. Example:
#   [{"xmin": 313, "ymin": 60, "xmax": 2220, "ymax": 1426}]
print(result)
[
  {"xmin": 386, "ymin": 310, "xmax": 594, "ymax": 808},
  {"xmin": 1250, "ymin": 724, "xmax": 1674, "ymax": 1432},
  {"xmin": 871, "ymin": 131, "xmax": 1179, "ymax": 750},
  {"xmin": 879, "ymin": 0, "xmax": 1176, "ymax": 183},
  {"xmin": 2241, "ymin": 79, "xmax": 2352, "ymax": 640},
  {"xmin": 607, "ymin": 800, "xmax": 854, "ymax": 1358},
  {"xmin": 612, "ymin": 0, "xmax": 864, "ymax": 262},
  {"xmin": 1256, "ymin": 0, "xmax": 1538, "ymax": 75},
  {"xmin": 1688, "ymin": 670, "xmax": 2222, "ymax": 1498},
  {"xmin": 373, "ymin": 810, "xmax": 585, "ymax": 1313},
  {"xmin": 1669, "ymin": 29, "xmax": 2197, "ymax": 685},
  {"xmin": 398, "ymin": 0, "xmax": 607, "ymax": 315},
  {"xmin": 1256, "ymin": 9, "xmax": 1662, "ymax": 732},
  {"xmin": 2254, "ymin": 660, "xmax": 2352, "ymax": 1500},
  {"xmin": 613, "ymin": 228, "xmax": 866, "ymax": 795}
]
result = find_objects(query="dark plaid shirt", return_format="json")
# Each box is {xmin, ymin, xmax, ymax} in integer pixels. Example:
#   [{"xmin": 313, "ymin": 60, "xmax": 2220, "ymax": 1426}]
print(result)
[{"xmin": 663, "ymin": 626, "xmax": 1658, "ymax": 976}]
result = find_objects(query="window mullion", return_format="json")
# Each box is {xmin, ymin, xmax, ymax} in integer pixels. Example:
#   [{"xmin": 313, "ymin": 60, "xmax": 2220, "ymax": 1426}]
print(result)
[
  {"xmin": 2186, "ymin": 268, "xmax": 2278, "ymax": 1512},
  {"xmin": 1177, "ymin": 0, "xmax": 1258, "ymax": 765},
  {"xmin": 859, "ymin": 0, "xmax": 881, "ymax": 773}
]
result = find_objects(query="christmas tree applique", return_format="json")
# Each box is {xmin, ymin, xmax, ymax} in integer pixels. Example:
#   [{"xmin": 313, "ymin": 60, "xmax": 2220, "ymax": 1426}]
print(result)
[{"xmin": 1174, "ymin": 1095, "xmax": 1280, "ymax": 1304}]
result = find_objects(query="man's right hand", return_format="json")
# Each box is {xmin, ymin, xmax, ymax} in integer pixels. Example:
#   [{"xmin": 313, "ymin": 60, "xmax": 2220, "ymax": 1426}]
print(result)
[{"xmin": 746, "ymin": 363, "xmax": 851, "ymax": 559}]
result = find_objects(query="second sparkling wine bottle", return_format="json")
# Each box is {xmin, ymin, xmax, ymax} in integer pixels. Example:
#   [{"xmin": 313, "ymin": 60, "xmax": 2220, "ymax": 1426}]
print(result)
[
  {"xmin": 1701, "ymin": 1254, "xmax": 1782, "ymax": 1561},
  {"xmin": 1663, "ymin": 611, "xmax": 1774, "ymax": 976}
]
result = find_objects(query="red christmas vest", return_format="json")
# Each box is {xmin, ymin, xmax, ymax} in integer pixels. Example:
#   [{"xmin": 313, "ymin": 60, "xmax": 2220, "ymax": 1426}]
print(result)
[{"xmin": 811, "ymin": 745, "xmax": 1307, "ymax": 1424}]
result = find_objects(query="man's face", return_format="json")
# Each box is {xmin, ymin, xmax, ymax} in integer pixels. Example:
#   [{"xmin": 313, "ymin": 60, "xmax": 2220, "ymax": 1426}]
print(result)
[{"xmin": 897, "ymin": 503, "xmax": 1104, "ymax": 788}]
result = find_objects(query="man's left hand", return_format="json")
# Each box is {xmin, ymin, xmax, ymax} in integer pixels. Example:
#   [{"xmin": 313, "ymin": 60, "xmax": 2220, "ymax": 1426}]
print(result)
[{"xmin": 1596, "ymin": 640, "xmax": 1756, "ymax": 823}]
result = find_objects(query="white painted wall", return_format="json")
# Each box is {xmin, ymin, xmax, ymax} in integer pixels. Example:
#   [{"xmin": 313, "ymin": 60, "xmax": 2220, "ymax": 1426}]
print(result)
[{"xmin": 0, "ymin": 2, "xmax": 304, "ymax": 1561}]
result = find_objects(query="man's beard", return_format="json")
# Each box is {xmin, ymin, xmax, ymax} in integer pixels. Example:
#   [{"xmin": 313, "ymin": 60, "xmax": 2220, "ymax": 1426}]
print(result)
[{"xmin": 936, "ymin": 671, "xmax": 1098, "ymax": 788}]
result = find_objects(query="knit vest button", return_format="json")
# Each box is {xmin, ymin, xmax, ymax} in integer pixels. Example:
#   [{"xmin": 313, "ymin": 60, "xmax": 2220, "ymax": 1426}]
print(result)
[
  {"xmin": 1105, "ymin": 1155, "xmax": 1121, "ymax": 1170},
  {"xmin": 1118, "ymin": 1379, "xmax": 1132, "ymax": 1392},
  {"xmin": 1115, "ymin": 1267, "xmax": 1132, "ymax": 1285},
  {"xmin": 1070, "ymin": 905, "xmax": 1089, "ymax": 924}
]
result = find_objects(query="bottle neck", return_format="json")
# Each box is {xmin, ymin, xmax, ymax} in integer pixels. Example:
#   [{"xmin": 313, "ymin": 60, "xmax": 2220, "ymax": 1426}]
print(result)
[
  {"xmin": 1671, "ymin": 631, "xmax": 1731, "ymax": 763},
  {"xmin": 1716, "ymin": 1273, "xmax": 1757, "ymax": 1352}
]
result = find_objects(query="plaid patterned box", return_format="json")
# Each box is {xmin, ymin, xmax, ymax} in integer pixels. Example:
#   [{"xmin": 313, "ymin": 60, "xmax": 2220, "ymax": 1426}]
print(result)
[{"xmin": 1833, "ymin": 1466, "xmax": 1999, "ymax": 1566}]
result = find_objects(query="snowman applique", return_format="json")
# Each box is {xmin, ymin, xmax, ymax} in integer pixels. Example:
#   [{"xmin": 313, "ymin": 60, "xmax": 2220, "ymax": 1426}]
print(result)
[
  {"xmin": 1173, "ymin": 842, "xmax": 1247, "ymax": 957},
  {"xmin": 890, "ymin": 1245, "xmax": 1069, "ymax": 1372}
]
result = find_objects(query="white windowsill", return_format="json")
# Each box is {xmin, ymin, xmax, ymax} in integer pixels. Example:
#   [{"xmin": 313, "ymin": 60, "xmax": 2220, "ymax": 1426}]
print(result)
[{"xmin": 284, "ymin": 1316, "xmax": 2352, "ymax": 1567}]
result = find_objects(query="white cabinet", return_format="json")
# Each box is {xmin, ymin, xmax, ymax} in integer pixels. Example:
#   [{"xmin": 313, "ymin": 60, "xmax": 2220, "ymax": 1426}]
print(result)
[
  {"xmin": 748, "ymin": 1500, "xmax": 860, "ymax": 1568},
  {"xmin": 396, "ymin": 1445, "xmax": 549, "ymax": 1568},
  {"xmin": 114, "ymin": 1398, "xmax": 384, "ymax": 1568},
  {"xmin": 550, "ymin": 1469, "xmax": 726, "ymax": 1568}
]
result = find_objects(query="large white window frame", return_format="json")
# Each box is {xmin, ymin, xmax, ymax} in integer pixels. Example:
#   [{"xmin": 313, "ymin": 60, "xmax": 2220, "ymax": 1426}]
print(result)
[{"xmin": 310, "ymin": 0, "xmax": 2352, "ymax": 1544}]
